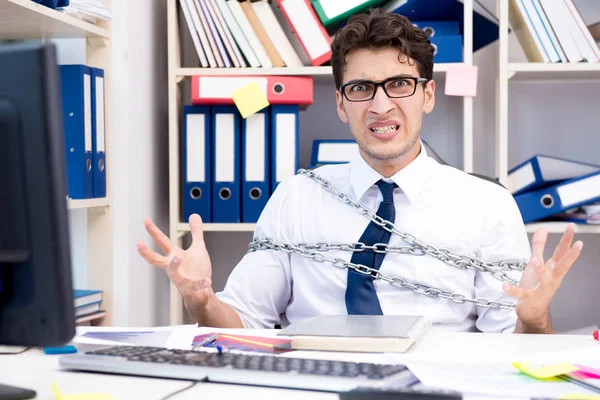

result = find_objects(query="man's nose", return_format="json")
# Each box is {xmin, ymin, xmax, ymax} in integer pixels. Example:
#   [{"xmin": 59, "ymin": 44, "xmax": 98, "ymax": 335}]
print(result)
[{"xmin": 368, "ymin": 86, "xmax": 395, "ymax": 115}]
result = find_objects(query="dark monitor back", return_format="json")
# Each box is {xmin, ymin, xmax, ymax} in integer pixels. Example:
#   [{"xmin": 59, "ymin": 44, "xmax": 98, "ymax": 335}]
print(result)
[{"xmin": 0, "ymin": 42, "xmax": 75, "ymax": 347}]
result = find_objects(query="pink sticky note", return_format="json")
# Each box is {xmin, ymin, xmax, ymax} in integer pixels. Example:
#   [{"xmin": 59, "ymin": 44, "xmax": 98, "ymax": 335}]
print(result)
[
  {"xmin": 444, "ymin": 65, "xmax": 478, "ymax": 97},
  {"xmin": 572, "ymin": 364, "xmax": 600, "ymax": 380}
]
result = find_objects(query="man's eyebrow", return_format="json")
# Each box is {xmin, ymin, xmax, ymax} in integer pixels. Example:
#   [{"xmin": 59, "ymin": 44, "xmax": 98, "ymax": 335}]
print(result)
[{"xmin": 344, "ymin": 74, "xmax": 416, "ymax": 84}]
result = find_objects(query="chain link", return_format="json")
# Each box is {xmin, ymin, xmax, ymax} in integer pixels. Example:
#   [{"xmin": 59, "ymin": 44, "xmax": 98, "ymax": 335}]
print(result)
[
  {"xmin": 246, "ymin": 169, "xmax": 528, "ymax": 311},
  {"xmin": 249, "ymin": 238, "xmax": 516, "ymax": 310}
]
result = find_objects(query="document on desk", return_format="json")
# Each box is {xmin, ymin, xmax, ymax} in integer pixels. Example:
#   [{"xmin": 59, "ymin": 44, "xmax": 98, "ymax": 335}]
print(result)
[{"xmin": 404, "ymin": 359, "xmax": 600, "ymax": 397}]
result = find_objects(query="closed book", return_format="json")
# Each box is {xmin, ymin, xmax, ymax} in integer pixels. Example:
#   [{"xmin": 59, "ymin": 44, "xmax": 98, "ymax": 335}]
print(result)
[
  {"xmin": 278, "ymin": 315, "xmax": 431, "ymax": 353},
  {"xmin": 73, "ymin": 289, "xmax": 102, "ymax": 308}
]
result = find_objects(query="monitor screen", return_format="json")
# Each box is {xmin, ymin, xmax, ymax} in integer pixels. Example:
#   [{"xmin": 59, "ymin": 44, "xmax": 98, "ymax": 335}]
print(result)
[{"xmin": 0, "ymin": 42, "xmax": 75, "ymax": 347}]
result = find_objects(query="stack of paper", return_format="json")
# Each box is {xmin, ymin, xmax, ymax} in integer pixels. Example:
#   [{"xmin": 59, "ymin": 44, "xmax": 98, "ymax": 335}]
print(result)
[{"xmin": 58, "ymin": 0, "xmax": 112, "ymax": 23}]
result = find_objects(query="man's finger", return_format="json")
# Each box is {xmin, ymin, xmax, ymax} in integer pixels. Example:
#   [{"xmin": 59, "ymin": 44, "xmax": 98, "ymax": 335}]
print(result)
[
  {"xmin": 137, "ymin": 241, "xmax": 170, "ymax": 269},
  {"xmin": 532, "ymin": 258, "xmax": 553, "ymax": 286},
  {"xmin": 551, "ymin": 223, "xmax": 575, "ymax": 263},
  {"xmin": 530, "ymin": 228, "xmax": 548, "ymax": 265},
  {"xmin": 166, "ymin": 255, "xmax": 183, "ymax": 281},
  {"xmin": 144, "ymin": 217, "xmax": 172, "ymax": 255},
  {"xmin": 503, "ymin": 283, "xmax": 527, "ymax": 300},
  {"xmin": 553, "ymin": 240, "xmax": 583, "ymax": 281},
  {"xmin": 189, "ymin": 214, "xmax": 206, "ymax": 248}
]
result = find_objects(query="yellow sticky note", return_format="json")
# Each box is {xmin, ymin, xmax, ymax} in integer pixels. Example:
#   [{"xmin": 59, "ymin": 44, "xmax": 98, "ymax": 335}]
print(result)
[
  {"xmin": 52, "ymin": 382, "xmax": 116, "ymax": 400},
  {"xmin": 231, "ymin": 81, "xmax": 270, "ymax": 118},
  {"xmin": 559, "ymin": 393, "xmax": 600, "ymax": 400},
  {"xmin": 444, "ymin": 64, "xmax": 478, "ymax": 97},
  {"xmin": 512, "ymin": 361, "xmax": 579, "ymax": 379}
]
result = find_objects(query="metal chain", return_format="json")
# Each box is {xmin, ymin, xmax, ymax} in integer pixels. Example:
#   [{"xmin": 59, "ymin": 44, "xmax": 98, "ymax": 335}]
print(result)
[
  {"xmin": 248, "ymin": 238, "xmax": 516, "ymax": 310},
  {"xmin": 246, "ymin": 169, "xmax": 528, "ymax": 310}
]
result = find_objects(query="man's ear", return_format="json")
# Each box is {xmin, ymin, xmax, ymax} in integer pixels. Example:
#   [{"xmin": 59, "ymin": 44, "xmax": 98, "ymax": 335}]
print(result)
[
  {"xmin": 423, "ymin": 80, "xmax": 436, "ymax": 114},
  {"xmin": 336, "ymin": 90, "xmax": 349, "ymax": 123}
]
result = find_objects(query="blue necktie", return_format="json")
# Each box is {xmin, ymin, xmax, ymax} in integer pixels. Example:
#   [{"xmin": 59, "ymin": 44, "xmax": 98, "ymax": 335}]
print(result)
[{"xmin": 345, "ymin": 180, "xmax": 398, "ymax": 315}]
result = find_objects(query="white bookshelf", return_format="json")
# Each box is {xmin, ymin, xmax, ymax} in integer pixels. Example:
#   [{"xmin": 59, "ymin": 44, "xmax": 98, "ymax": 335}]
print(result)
[
  {"xmin": 167, "ymin": 0, "xmax": 476, "ymax": 323},
  {"xmin": 526, "ymin": 222, "xmax": 600, "ymax": 234},
  {"xmin": 0, "ymin": 0, "xmax": 109, "ymax": 39},
  {"xmin": 67, "ymin": 197, "xmax": 111, "ymax": 210},
  {"xmin": 497, "ymin": 0, "xmax": 600, "ymax": 236},
  {"xmin": 0, "ymin": 0, "xmax": 114, "ymax": 325}
]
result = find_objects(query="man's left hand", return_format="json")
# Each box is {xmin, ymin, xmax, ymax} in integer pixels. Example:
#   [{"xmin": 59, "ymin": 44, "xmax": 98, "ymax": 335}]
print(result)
[{"xmin": 503, "ymin": 223, "xmax": 583, "ymax": 334}]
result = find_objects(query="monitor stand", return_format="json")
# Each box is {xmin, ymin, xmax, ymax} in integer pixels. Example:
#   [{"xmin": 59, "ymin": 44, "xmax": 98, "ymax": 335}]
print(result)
[{"xmin": 0, "ymin": 383, "xmax": 36, "ymax": 400}]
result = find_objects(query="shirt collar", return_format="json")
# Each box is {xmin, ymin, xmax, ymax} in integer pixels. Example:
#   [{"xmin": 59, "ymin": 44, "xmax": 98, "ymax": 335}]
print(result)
[{"xmin": 349, "ymin": 141, "xmax": 431, "ymax": 204}]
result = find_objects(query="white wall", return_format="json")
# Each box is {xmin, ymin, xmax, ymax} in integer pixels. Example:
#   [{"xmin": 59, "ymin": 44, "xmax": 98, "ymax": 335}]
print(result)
[{"xmin": 110, "ymin": 0, "xmax": 170, "ymax": 326}]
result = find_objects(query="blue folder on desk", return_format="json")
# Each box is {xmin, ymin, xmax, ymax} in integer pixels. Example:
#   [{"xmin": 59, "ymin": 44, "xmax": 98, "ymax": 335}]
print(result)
[
  {"xmin": 241, "ymin": 109, "xmax": 270, "ymax": 223},
  {"xmin": 270, "ymin": 105, "xmax": 299, "ymax": 193},
  {"xmin": 386, "ymin": 0, "xmax": 500, "ymax": 52},
  {"xmin": 90, "ymin": 67, "xmax": 106, "ymax": 198},
  {"xmin": 59, "ymin": 64, "xmax": 93, "ymax": 200},
  {"xmin": 183, "ymin": 105, "xmax": 212, "ymax": 223},
  {"xmin": 310, "ymin": 140, "xmax": 358, "ymax": 168},
  {"xmin": 508, "ymin": 154, "xmax": 600, "ymax": 195},
  {"xmin": 212, "ymin": 105, "xmax": 240, "ymax": 223},
  {"xmin": 514, "ymin": 171, "xmax": 600, "ymax": 223}
]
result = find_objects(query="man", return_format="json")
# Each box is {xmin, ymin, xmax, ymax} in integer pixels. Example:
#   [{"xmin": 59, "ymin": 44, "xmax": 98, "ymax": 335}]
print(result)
[{"xmin": 138, "ymin": 9, "xmax": 582, "ymax": 333}]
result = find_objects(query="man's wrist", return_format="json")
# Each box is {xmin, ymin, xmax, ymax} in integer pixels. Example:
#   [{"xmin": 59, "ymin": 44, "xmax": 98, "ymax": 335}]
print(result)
[
  {"xmin": 183, "ymin": 289, "xmax": 216, "ymax": 323},
  {"xmin": 515, "ymin": 315, "xmax": 555, "ymax": 334}
]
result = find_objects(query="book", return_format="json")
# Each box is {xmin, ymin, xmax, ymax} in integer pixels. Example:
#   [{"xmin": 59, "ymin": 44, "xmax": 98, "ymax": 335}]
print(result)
[
  {"xmin": 73, "ymin": 289, "xmax": 102, "ymax": 308},
  {"xmin": 277, "ymin": 315, "xmax": 431, "ymax": 353}
]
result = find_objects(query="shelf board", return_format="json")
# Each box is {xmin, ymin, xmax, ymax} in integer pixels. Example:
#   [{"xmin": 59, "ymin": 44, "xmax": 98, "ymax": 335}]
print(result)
[
  {"xmin": 175, "ymin": 63, "xmax": 461, "ymax": 80},
  {"xmin": 177, "ymin": 223, "xmax": 256, "ymax": 232},
  {"xmin": 67, "ymin": 197, "xmax": 110, "ymax": 210},
  {"xmin": 508, "ymin": 63, "xmax": 600, "ymax": 81},
  {"xmin": 179, "ymin": 221, "xmax": 600, "ymax": 234},
  {"xmin": 525, "ymin": 222, "xmax": 600, "ymax": 234},
  {"xmin": 0, "ymin": 0, "xmax": 109, "ymax": 39}
]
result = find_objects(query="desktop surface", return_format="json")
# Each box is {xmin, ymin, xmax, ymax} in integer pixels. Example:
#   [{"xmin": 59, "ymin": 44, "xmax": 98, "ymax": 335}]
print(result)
[{"xmin": 0, "ymin": 330, "xmax": 598, "ymax": 400}]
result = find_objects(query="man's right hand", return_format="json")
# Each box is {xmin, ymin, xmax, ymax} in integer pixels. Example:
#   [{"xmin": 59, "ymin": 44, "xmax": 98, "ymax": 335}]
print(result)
[{"xmin": 137, "ymin": 213, "xmax": 213, "ymax": 310}]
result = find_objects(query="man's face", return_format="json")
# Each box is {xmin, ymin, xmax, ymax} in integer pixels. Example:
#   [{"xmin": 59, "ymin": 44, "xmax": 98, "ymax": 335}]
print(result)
[{"xmin": 336, "ymin": 47, "xmax": 435, "ymax": 172}]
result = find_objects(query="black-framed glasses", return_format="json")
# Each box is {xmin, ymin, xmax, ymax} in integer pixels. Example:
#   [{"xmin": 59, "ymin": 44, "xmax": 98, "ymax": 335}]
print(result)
[{"xmin": 339, "ymin": 76, "xmax": 429, "ymax": 102}]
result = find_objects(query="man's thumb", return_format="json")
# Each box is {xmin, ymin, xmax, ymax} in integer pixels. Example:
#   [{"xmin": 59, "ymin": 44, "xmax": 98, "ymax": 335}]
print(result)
[{"xmin": 189, "ymin": 214, "xmax": 206, "ymax": 246}]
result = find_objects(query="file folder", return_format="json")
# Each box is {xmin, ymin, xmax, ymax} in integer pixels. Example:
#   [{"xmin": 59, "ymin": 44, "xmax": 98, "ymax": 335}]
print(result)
[
  {"xmin": 90, "ymin": 67, "xmax": 106, "ymax": 199},
  {"xmin": 271, "ymin": 105, "xmax": 299, "ymax": 193},
  {"xmin": 275, "ymin": 0, "xmax": 332, "ymax": 66},
  {"xmin": 311, "ymin": 140, "xmax": 359, "ymax": 167},
  {"xmin": 386, "ymin": 0, "xmax": 501, "ymax": 52},
  {"xmin": 241, "ymin": 109, "xmax": 270, "ymax": 223},
  {"xmin": 412, "ymin": 20, "xmax": 460, "ymax": 37},
  {"xmin": 212, "ymin": 106, "xmax": 241, "ymax": 223},
  {"xmin": 514, "ymin": 171, "xmax": 600, "ymax": 223},
  {"xmin": 59, "ymin": 64, "xmax": 93, "ymax": 200},
  {"xmin": 311, "ymin": 0, "xmax": 388, "ymax": 30},
  {"xmin": 508, "ymin": 155, "xmax": 600, "ymax": 195},
  {"xmin": 191, "ymin": 75, "xmax": 313, "ymax": 106},
  {"xmin": 430, "ymin": 35, "xmax": 463, "ymax": 63},
  {"xmin": 183, "ymin": 105, "xmax": 212, "ymax": 223}
]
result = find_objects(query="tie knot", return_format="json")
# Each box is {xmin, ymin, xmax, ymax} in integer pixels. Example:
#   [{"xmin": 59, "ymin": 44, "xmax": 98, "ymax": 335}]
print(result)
[{"xmin": 376, "ymin": 180, "xmax": 397, "ymax": 203}]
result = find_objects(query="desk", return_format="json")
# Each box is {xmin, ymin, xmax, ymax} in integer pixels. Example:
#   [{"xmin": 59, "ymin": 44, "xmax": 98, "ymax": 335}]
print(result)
[{"xmin": 0, "ymin": 331, "xmax": 598, "ymax": 400}]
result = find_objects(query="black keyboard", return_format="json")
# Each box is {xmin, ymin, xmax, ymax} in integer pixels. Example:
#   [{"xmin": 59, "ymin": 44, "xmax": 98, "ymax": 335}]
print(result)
[
  {"xmin": 60, "ymin": 345, "xmax": 418, "ymax": 392},
  {"xmin": 85, "ymin": 345, "xmax": 408, "ymax": 379}
]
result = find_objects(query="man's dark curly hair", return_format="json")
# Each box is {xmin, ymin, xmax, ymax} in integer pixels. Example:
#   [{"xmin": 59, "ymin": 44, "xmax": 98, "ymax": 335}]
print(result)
[{"xmin": 330, "ymin": 8, "xmax": 435, "ymax": 88}]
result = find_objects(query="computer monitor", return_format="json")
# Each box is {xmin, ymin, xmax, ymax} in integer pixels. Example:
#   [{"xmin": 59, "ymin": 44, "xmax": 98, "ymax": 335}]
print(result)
[{"xmin": 0, "ymin": 42, "xmax": 75, "ymax": 397}]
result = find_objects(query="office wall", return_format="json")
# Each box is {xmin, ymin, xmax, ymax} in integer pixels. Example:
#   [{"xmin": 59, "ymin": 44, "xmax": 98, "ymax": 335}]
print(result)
[
  {"xmin": 110, "ymin": 0, "xmax": 170, "ymax": 326},
  {"xmin": 199, "ymin": 1, "xmax": 600, "ymax": 333}
]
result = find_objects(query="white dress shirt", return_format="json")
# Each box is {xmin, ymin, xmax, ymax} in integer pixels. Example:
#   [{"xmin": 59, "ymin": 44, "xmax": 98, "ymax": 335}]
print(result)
[{"xmin": 216, "ymin": 144, "xmax": 531, "ymax": 333}]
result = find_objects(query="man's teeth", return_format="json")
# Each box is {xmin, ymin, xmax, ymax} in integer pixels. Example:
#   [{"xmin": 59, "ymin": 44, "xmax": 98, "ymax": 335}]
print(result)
[{"xmin": 370, "ymin": 125, "xmax": 399, "ymax": 133}]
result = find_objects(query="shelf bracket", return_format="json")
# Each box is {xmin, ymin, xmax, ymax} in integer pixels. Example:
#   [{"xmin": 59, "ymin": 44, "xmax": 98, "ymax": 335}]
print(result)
[
  {"xmin": 175, "ymin": 75, "xmax": 185, "ymax": 84},
  {"xmin": 177, "ymin": 230, "xmax": 187, "ymax": 239},
  {"xmin": 507, "ymin": 71, "xmax": 516, "ymax": 80},
  {"xmin": 86, "ymin": 37, "xmax": 108, "ymax": 47},
  {"xmin": 88, "ymin": 206, "xmax": 109, "ymax": 215}
]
